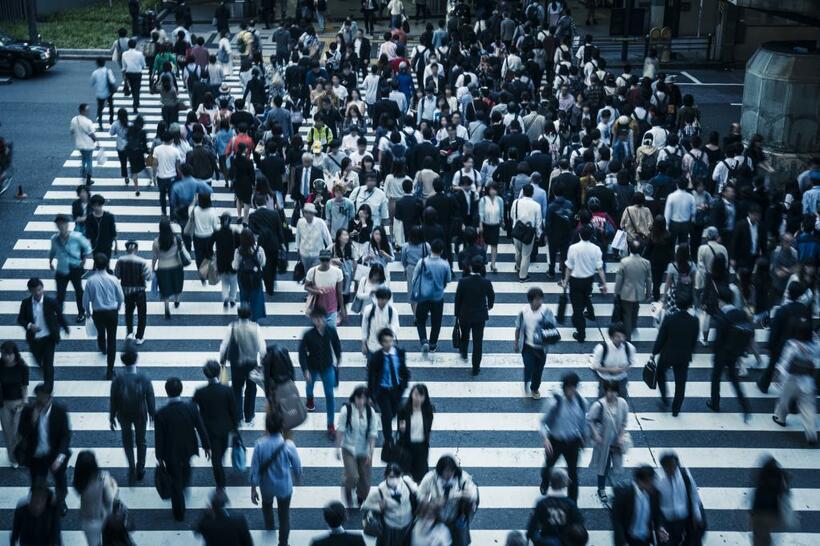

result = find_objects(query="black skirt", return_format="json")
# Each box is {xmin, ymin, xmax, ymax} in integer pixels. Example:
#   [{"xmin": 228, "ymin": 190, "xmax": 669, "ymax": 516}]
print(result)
[
  {"xmin": 128, "ymin": 152, "xmax": 146, "ymax": 175},
  {"xmin": 481, "ymin": 223, "xmax": 500, "ymax": 245}
]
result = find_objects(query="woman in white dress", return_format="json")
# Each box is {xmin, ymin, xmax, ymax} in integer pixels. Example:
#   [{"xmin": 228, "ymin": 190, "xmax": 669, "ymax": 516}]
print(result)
[{"xmin": 217, "ymin": 31, "xmax": 233, "ymax": 78}]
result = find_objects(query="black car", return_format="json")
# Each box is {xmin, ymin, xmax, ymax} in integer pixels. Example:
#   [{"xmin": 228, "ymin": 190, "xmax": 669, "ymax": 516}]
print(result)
[{"xmin": 0, "ymin": 32, "xmax": 58, "ymax": 79}]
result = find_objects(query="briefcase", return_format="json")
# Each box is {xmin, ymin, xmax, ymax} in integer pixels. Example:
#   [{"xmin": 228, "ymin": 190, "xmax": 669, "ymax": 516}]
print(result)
[
  {"xmin": 556, "ymin": 286, "xmax": 568, "ymax": 324},
  {"xmin": 642, "ymin": 357, "xmax": 658, "ymax": 389},
  {"xmin": 155, "ymin": 463, "xmax": 172, "ymax": 500}
]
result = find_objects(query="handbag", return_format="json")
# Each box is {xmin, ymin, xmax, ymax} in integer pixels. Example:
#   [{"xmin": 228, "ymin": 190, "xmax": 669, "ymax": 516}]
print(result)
[
  {"xmin": 231, "ymin": 434, "xmax": 247, "ymax": 472},
  {"xmin": 351, "ymin": 296, "xmax": 364, "ymax": 314},
  {"xmin": 611, "ymin": 294, "xmax": 624, "ymax": 323},
  {"xmin": 511, "ymin": 203, "xmax": 536, "ymax": 245},
  {"xmin": 85, "ymin": 318, "xmax": 98, "ymax": 338},
  {"xmin": 611, "ymin": 229, "xmax": 627, "ymax": 251},
  {"xmin": 207, "ymin": 260, "xmax": 219, "ymax": 285},
  {"xmin": 249, "ymin": 365, "xmax": 265, "ymax": 388},
  {"xmin": 540, "ymin": 314, "xmax": 561, "ymax": 345},
  {"xmin": 353, "ymin": 261, "xmax": 370, "ymax": 281},
  {"xmin": 95, "ymin": 147, "xmax": 107, "ymax": 166},
  {"xmin": 452, "ymin": 318, "xmax": 461, "ymax": 350},
  {"xmin": 642, "ymin": 356, "xmax": 658, "ymax": 389},
  {"xmin": 278, "ymin": 247, "xmax": 289, "ymax": 274},
  {"xmin": 176, "ymin": 236, "xmax": 192, "ymax": 267},
  {"xmin": 183, "ymin": 207, "xmax": 195, "ymax": 237},
  {"xmin": 362, "ymin": 489, "xmax": 385, "ymax": 537},
  {"xmin": 293, "ymin": 260, "xmax": 306, "ymax": 282},
  {"xmin": 198, "ymin": 257, "xmax": 211, "ymax": 279},
  {"xmin": 556, "ymin": 285, "xmax": 568, "ymax": 324},
  {"xmin": 155, "ymin": 463, "xmax": 172, "ymax": 500}
]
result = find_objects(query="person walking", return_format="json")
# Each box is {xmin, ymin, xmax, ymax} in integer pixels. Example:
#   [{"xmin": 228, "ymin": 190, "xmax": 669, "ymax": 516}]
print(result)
[
  {"xmin": 750, "ymin": 457, "xmax": 795, "ymax": 546},
  {"xmin": 545, "ymin": 183, "xmax": 575, "ymax": 279},
  {"xmin": 771, "ymin": 316, "xmax": 817, "ymax": 445},
  {"xmin": 367, "ymin": 328, "xmax": 410, "ymax": 446},
  {"xmin": 16, "ymin": 278, "xmax": 69, "ymax": 388},
  {"xmin": 154, "ymin": 377, "xmax": 211, "ymax": 522},
  {"xmin": 565, "ymin": 226, "xmax": 608, "ymax": 343},
  {"xmin": 306, "ymin": 249, "xmax": 347, "ymax": 329},
  {"xmin": 109, "ymin": 343, "xmax": 155, "ymax": 484},
  {"xmin": 758, "ymin": 282, "xmax": 811, "ymax": 393},
  {"xmin": 454, "ymin": 256, "xmax": 495, "ymax": 374},
  {"xmin": 707, "ymin": 286, "xmax": 752, "ymax": 421},
  {"xmin": 651, "ymin": 293, "xmax": 700, "ymax": 416},
  {"xmin": 514, "ymin": 287, "xmax": 556, "ymax": 399},
  {"xmin": 16, "ymin": 383, "xmax": 72, "ymax": 516},
  {"xmin": 49, "ymin": 213, "xmax": 92, "ymax": 323},
  {"xmin": 410, "ymin": 238, "xmax": 451, "ymax": 357},
  {"xmin": 83, "ymin": 253, "xmax": 124, "ymax": 380},
  {"xmin": 114, "ymin": 240, "xmax": 151, "ymax": 345},
  {"xmin": 664, "ymin": 178, "xmax": 696, "ymax": 248},
  {"xmin": 250, "ymin": 411, "xmax": 303, "ymax": 543},
  {"xmin": 590, "ymin": 323, "xmax": 635, "ymax": 398},
  {"xmin": 361, "ymin": 463, "xmax": 419, "ymax": 545},
  {"xmin": 310, "ymin": 501, "xmax": 367, "ymax": 546},
  {"xmin": 613, "ymin": 240, "xmax": 652, "ymax": 340},
  {"xmin": 510, "ymin": 184, "xmax": 543, "ymax": 282},
  {"xmin": 296, "ymin": 202, "xmax": 333, "ymax": 273},
  {"xmin": 362, "ymin": 287, "xmax": 400, "ymax": 356},
  {"xmin": 70, "ymin": 103, "xmax": 98, "ymax": 185},
  {"xmin": 538, "ymin": 372, "xmax": 587, "ymax": 501},
  {"xmin": 189, "ymin": 193, "xmax": 221, "ymax": 282},
  {"xmin": 233, "ymin": 228, "xmax": 267, "ymax": 322},
  {"xmin": 478, "ymin": 182, "xmax": 504, "ymax": 272},
  {"xmin": 528, "ymin": 468, "xmax": 585, "ymax": 545},
  {"xmin": 655, "ymin": 452, "xmax": 705, "ymax": 546},
  {"xmin": 644, "ymin": 216, "xmax": 674, "ymax": 303},
  {"xmin": 417, "ymin": 455, "xmax": 479, "ymax": 546},
  {"xmin": 72, "ymin": 450, "xmax": 117, "ymax": 546},
  {"xmin": 611, "ymin": 465, "xmax": 666, "ymax": 545},
  {"xmin": 400, "ymin": 227, "xmax": 430, "ymax": 316},
  {"xmin": 193, "ymin": 360, "xmax": 239, "ymax": 489},
  {"xmin": 219, "ymin": 305, "xmax": 267, "ymax": 427},
  {"xmin": 194, "ymin": 489, "xmax": 253, "ymax": 546},
  {"xmin": 299, "ymin": 307, "xmax": 343, "ymax": 439},
  {"xmin": 214, "ymin": 212, "xmax": 240, "ymax": 308},
  {"xmin": 0, "ymin": 341, "xmax": 29, "ymax": 467},
  {"xmin": 587, "ymin": 380, "xmax": 629, "ymax": 502},
  {"xmin": 336, "ymin": 386, "xmax": 379, "ymax": 508},
  {"xmin": 85, "ymin": 195, "xmax": 118, "ymax": 259},
  {"xmin": 120, "ymin": 39, "xmax": 146, "ymax": 113},
  {"xmin": 396, "ymin": 383, "xmax": 433, "ymax": 484},
  {"xmin": 90, "ymin": 59, "xmax": 116, "ymax": 131},
  {"xmin": 152, "ymin": 131, "xmax": 184, "ymax": 217},
  {"xmin": 10, "ymin": 483, "xmax": 62, "ymax": 546},
  {"xmin": 152, "ymin": 218, "xmax": 189, "ymax": 320}
]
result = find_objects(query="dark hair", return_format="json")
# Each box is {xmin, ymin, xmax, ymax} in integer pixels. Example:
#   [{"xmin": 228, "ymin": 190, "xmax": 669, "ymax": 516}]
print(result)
[
  {"xmin": 0, "ymin": 341, "xmax": 26, "ymax": 368},
  {"xmin": 94, "ymin": 252, "xmax": 109, "ymax": 271},
  {"xmin": 165, "ymin": 377, "xmax": 183, "ymax": 397},
  {"xmin": 608, "ymin": 322, "xmax": 627, "ymax": 337},
  {"xmin": 72, "ymin": 450, "xmax": 100, "ymax": 494},
  {"xmin": 158, "ymin": 218, "xmax": 175, "ymax": 252},
  {"xmin": 384, "ymin": 462, "xmax": 403, "ymax": 478},
  {"xmin": 203, "ymin": 359, "xmax": 221, "ymax": 379},
  {"xmin": 266, "ymin": 410, "xmax": 284, "ymax": 434},
  {"xmin": 435, "ymin": 455, "xmax": 461, "ymax": 477},
  {"xmin": 377, "ymin": 327, "xmax": 394, "ymax": 343},
  {"xmin": 601, "ymin": 380, "xmax": 620, "ymax": 393},
  {"xmin": 237, "ymin": 304, "xmax": 252, "ymax": 320},
  {"xmin": 633, "ymin": 464, "xmax": 656, "ymax": 483},
  {"xmin": 323, "ymin": 501, "xmax": 347, "ymax": 528},
  {"xmin": 527, "ymin": 287, "xmax": 544, "ymax": 302},
  {"xmin": 430, "ymin": 239, "xmax": 445, "ymax": 254},
  {"xmin": 674, "ymin": 244, "xmax": 692, "ymax": 275},
  {"xmin": 27, "ymin": 277, "xmax": 43, "ymax": 291},
  {"xmin": 561, "ymin": 372, "xmax": 580, "ymax": 389}
]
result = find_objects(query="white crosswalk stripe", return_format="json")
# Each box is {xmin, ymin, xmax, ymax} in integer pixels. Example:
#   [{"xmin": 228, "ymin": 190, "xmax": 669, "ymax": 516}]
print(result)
[{"xmin": 1, "ymin": 62, "xmax": 815, "ymax": 545}]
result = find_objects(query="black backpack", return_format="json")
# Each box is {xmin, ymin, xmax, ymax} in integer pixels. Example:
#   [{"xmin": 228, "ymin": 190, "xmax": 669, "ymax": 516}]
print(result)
[
  {"xmin": 582, "ymin": 44, "xmax": 598, "ymax": 64},
  {"xmin": 639, "ymin": 149, "xmax": 658, "ymax": 181},
  {"xmin": 671, "ymin": 264, "xmax": 694, "ymax": 306},
  {"xmin": 687, "ymin": 151, "xmax": 709, "ymax": 185},
  {"xmin": 723, "ymin": 310, "xmax": 754, "ymax": 357},
  {"xmin": 237, "ymin": 247, "xmax": 262, "ymax": 291},
  {"xmin": 343, "ymin": 402, "xmax": 373, "ymax": 431}
]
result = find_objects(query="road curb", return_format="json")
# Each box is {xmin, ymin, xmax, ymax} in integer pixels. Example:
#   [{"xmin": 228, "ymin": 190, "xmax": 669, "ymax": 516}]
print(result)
[{"xmin": 57, "ymin": 7, "xmax": 172, "ymax": 60}]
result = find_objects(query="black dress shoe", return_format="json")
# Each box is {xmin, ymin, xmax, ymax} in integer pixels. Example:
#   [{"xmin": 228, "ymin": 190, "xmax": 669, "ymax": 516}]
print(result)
[
  {"xmin": 59, "ymin": 501, "xmax": 68, "ymax": 517},
  {"xmin": 105, "ymin": 370, "xmax": 113, "ymax": 380},
  {"xmin": 136, "ymin": 468, "xmax": 145, "ymax": 481},
  {"xmin": 572, "ymin": 331, "xmax": 585, "ymax": 343},
  {"xmin": 705, "ymin": 400, "xmax": 719, "ymax": 412},
  {"xmin": 471, "ymin": 368, "xmax": 480, "ymax": 376}
]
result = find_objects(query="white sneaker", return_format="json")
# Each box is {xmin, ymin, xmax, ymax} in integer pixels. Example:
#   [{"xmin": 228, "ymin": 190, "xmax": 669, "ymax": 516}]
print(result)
[
  {"xmin": 126, "ymin": 333, "xmax": 135, "ymax": 340},
  {"xmin": 135, "ymin": 338, "xmax": 145, "ymax": 346},
  {"xmin": 523, "ymin": 384, "xmax": 530, "ymax": 398}
]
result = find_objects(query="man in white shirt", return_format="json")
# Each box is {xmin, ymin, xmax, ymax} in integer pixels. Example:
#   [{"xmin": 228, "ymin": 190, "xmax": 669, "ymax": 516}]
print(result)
[
  {"xmin": 152, "ymin": 132, "xmax": 184, "ymax": 217},
  {"xmin": 711, "ymin": 143, "xmax": 752, "ymax": 194},
  {"xmin": 643, "ymin": 118, "xmax": 668, "ymax": 149},
  {"xmin": 510, "ymin": 184, "xmax": 543, "ymax": 282},
  {"xmin": 664, "ymin": 179, "xmax": 696, "ymax": 248},
  {"xmin": 69, "ymin": 103, "xmax": 98, "ymax": 185},
  {"xmin": 350, "ymin": 173, "xmax": 389, "ymax": 226},
  {"xmin": 306, "ymin": 250, "xmax": 347, "ymax": 329},
  {"xmin": 564, "ymin": 226, "xmax": 608, "ymax": 343},
  {"xmin": 121, "ymin": 38, "xmax": 147, "ymax": 113},
  {"xmin": 656, "ymin": 452, "xmax": 703, "ymax": 546},
  {"xmin": 361, "ymin": 286, "xmax": 400, "ymax": 355}
]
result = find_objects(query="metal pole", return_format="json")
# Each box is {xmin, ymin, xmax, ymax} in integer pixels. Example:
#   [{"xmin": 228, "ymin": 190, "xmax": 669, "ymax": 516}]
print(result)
[
  {"xmin": 25, "ymin": 0, "xmax": 38, "ymax": 42},
  {"xmin": 696, "ymin": 0, "xmax": 703, "ymax": 37}
]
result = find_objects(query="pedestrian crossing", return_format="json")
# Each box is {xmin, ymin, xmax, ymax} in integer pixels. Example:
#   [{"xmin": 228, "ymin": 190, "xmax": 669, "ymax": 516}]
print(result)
[{"xmin": 0, "ymin": 64, "xmax": 817, "ymax": 545}]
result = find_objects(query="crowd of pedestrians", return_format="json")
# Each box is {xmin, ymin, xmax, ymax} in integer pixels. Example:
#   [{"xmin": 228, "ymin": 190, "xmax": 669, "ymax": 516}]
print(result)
[{"xmin": 6, "ymin": 0, "xmax": 820, "ymax": 545}]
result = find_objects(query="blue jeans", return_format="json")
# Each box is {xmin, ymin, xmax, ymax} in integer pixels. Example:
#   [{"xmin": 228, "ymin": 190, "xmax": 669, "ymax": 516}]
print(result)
[
  {"xmin": 522, "ymin": 345, "xmax": 546, "ymax": 392},
  {"xmin": 316, "ymin": 11, "xmax": 326, "ymax": 31},
  {"xmin": 325, "ymin": 311, "xmax": 337, "ymax": 330},
  {"xmin": 391, "ymin": 14, "xmax": 402, "ymax": 29},
  {"xmin": 157, "ymin": 177, "xmax": 174, "ymax": 217},
  {"xmin": 80, "ymin": 149, "xmax": 93, "ymax": 180},
  {"xmin": 306, "ymin": 365, "xmax": 336, "ymax": 426}
]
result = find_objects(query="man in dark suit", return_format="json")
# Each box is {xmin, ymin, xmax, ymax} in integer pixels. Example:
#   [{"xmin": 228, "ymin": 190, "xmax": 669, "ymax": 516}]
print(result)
[
  {"xmin": 16, "ymin": 383, "xmax": 71, "ymax": 516},
  {"xmin": 730, "ymin": 203, "xmax": 764, "ymax": 275},
  {"xmin": 454, "ymin": 256, "xmax": 496, "ymax": 374},
  {"xmin": 550, "ymin": 159, "xmax": 583, "ymax": 210},
  {"xmin": 426, "ymin": 179, "xmax": 456, "ymax": 260},
  {"xmin": 195, "ymin": 488, "xmax": 253, "ymax": 546},
  {"xmin": 16, "ymin": 278, "xmax": 69, "ymax": 388},
  {"xmin": 193, "ymin": 361, "xmax": 238, "ymax": 490},
  {"xmin": 155, "ymin": 377, "xmax": 211, "ymax": 521},
  {"xmin": 310, "ymin": 501, "xmax": 366, "ymax": 546},
  {"xmin": 707, "ymin": 287, "xmax": 752, "ymax": 420},
  {"xmin": 109, "ymin": 342, "xmax": 156, "ymax": 484},
  {"xmin": 612, "ymin": 465, "xmax": 666, "ymax": 546},
  {"xmin": 651, "ymin": 293, "xmax": 700, "ymax": 416},
  {"xmin": 372, "ymin": 90, "xmax": 402, "ymax": 128},
  {"xmin": 353, "ymin": 29, "xmax": 371, "ymax": 78},
  {"xmin": 394, "ymin": 179, "xmax": 424, "ymax": 237},
  {"xmin": 437, "ymin": 125, "xmax": 466, "ymax": 180},
  {"xmin": 411, "ymin": 127, "xmax": 439, "ymax": 175},
  {"xmin": 451, "ymin": 176, "xmax": 479, "ymax": 254},
  {"xmin": 366, "ymin": 328, "xmax": 410, "ymax": 446},
  {"xmin": 499, "ymin": 120, "xmax": 531, "ymax": 158},
  {"xmin": 249, "ymin": 195, "xmax": 286, "ymax": 295},
  {"xmin": 291, "ymin": 153, "xmax": 324, "ymax": 208},
  {"xmin": 757, "ymin": 281, "xmax": 812, "ymax": 393},
  {"xmin": 526, "ymin": 140, "xmax": 553, "ymax": 183}
]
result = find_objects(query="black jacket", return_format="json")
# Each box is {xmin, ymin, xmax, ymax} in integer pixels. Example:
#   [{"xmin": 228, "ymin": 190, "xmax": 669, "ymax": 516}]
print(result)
[
  {"xmin": 186, "ymin": 146, "xmax": 217, "ymax": 180},
  {"xmin": 11, "ymin": 489, "xmax": 61, "ymax": 546},
  {"xmin": 767, "ymin": 301, "xmax": 811, "ymax": 364},
  {"xmin": 243, "ymin": 77, "xmax": 268, "ymax": 106},
  {"xmin": 395, "ymin": 195, "xmax": 424, "ymax": 229},
  {"xmin": 154, "ymin": 400, "xmax": 210, "ymax": 464},
  {"xmin": 213, "ymin": 226, "xmax": 240, "ymax": 274},
  {"xmin": 17, "ymin": 401, "xmax": 71, "ymax": 466},
  {"xmin": 731, "ymin": 218, "xmax": 765, "ymax": 269},
  {"xmin": 499, "ymin": 131, "xmax": 530, "ymax": 157},
  {"xmin": 109, "ymin": 371, "xmax": 156, "ymax": 423},
  {"xmin": 652, "ymin": 310, "xmax": 699, "ymax": 364},
  {"xmin": 396, "ymin": 402, "xmax": 433, "ymax": 447},
  {"xmin": 527, "ymin": 495, "xmax": 584, "ymax": 545},
  {"xmin": 298, "ymin": 326, "xmax": 342, "ymax": 373},
  {"xmin": 454, "ymin": 273, "xmax": 495, "ymax": 323},
  {"xmin": 452, "ymin": 189, "xmax": 479, "ymax": 229},
  {"xmin": 372, "ymin": 99, "xmax": 401, "ymax": 126},
  {"xmin": 84, "ymin": 211, "xmax": 117, "ymax": 254},
  {"xmin": 195, "ymin": 510, "xmax": 253, "ymax": 546},
  {"xmin": 526, "ymin": 151, "xmax": 552, "ymax": 182},
  {"xmin": 426, "ymin": 192, "xmax": 455, "ymax": 234},
  {"xmin": 310, "ymin": 532, "xmax": 366, "ymax": 546},
  {"xmin": 611, "ymin": 484, "xmax": 662, "ymax": 546},
  {"xmin": 411, "ymin": 141, "xmax": 439, "ymax": 174},
  {"xmin": 550, "ymin": 172, "xmax": 582, "ymax": 209},
  {"xmin": 193, "ymin": 382, "xmax": 239, "ymax": 439},
  {"xmin": 713, "ymin": 305, "xmax": 750, "ymax": 361},
  {"xmin": 17, "ymin": 295, "xmax": 68, "ymax": 344},
  {"xmin": 292, "ymin": 166, "xmax": 324, "ymax": 199},
  {"xmin": 249, "ymin": 207, "xmax": 284, "ymax": 253},
  {"xmin": 258, "ymin": 155, "xmax": 286, "ymax": 193},
  {"xmin": 586, "ymin": 184, "xmax": 617, "ymax": 218},
  {"xmin": 366, "ymin": 348, "xmax": 410, "ymax": 394}
]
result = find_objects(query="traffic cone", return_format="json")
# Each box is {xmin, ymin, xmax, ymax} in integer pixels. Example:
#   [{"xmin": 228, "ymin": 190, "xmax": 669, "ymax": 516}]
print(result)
[{"xmin": 15, "ymin": 185, "xmax": 27, "ymax": 199}]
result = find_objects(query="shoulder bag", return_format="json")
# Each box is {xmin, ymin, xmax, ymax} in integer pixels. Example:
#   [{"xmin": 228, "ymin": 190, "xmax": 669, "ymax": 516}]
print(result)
[{"xmin": 511, "ymin": 202, "xmax": 536, "ymax": 245}]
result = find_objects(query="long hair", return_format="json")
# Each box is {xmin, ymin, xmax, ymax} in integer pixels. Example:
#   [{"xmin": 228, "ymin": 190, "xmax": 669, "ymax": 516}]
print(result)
[
  {"xmin": 0, "ymin": 341, "xmax": 27, "ymax": 368},
  {"xmin": 402, "ymin": 383, "xmax": 435, "ymax": 420},
  {"xmin": 674, "ymin": 244, "xmax": 691, "ymax": 275},
  {"xmin": 649, "ymin": 215, "xmax": 668, "ymax": 243},
  {"xmin": 72, "ymin": 450, "xmax": 100, "ymax": 494},
  {"xmin": 157, "ymin": 218, "xmax": 175, "ymax": 252}
]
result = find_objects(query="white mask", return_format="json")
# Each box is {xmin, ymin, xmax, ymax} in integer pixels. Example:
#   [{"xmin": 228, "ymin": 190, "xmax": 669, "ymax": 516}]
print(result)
[{"xmin": 386, "ymin": 477, "xmax": 401, "ymax": 489}]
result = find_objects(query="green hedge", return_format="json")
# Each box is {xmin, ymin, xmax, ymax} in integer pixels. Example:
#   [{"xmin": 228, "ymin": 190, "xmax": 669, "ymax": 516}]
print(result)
[{"xmin": 0, "ymin": 0, "xmax": 163, "ymax": 49}]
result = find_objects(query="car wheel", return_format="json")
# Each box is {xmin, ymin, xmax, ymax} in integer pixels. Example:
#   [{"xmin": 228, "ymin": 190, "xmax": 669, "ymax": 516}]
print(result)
[{"xmin": 12, "ymin": 60, "xmax": 32, "ymax": 79}]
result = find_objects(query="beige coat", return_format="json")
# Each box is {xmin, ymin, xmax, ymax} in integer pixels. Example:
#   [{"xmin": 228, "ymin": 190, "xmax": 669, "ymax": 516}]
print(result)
[
  {"xmin": 696, "ymin": 241, "xmax": 728, "ymax": 290},
  {"xmin": 620, "ymin": 205, "xmax": 653, "ymax": 242},
  {"xmin": 615, "ymin": 254, "xmax": 653, "ymax": 303}
]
